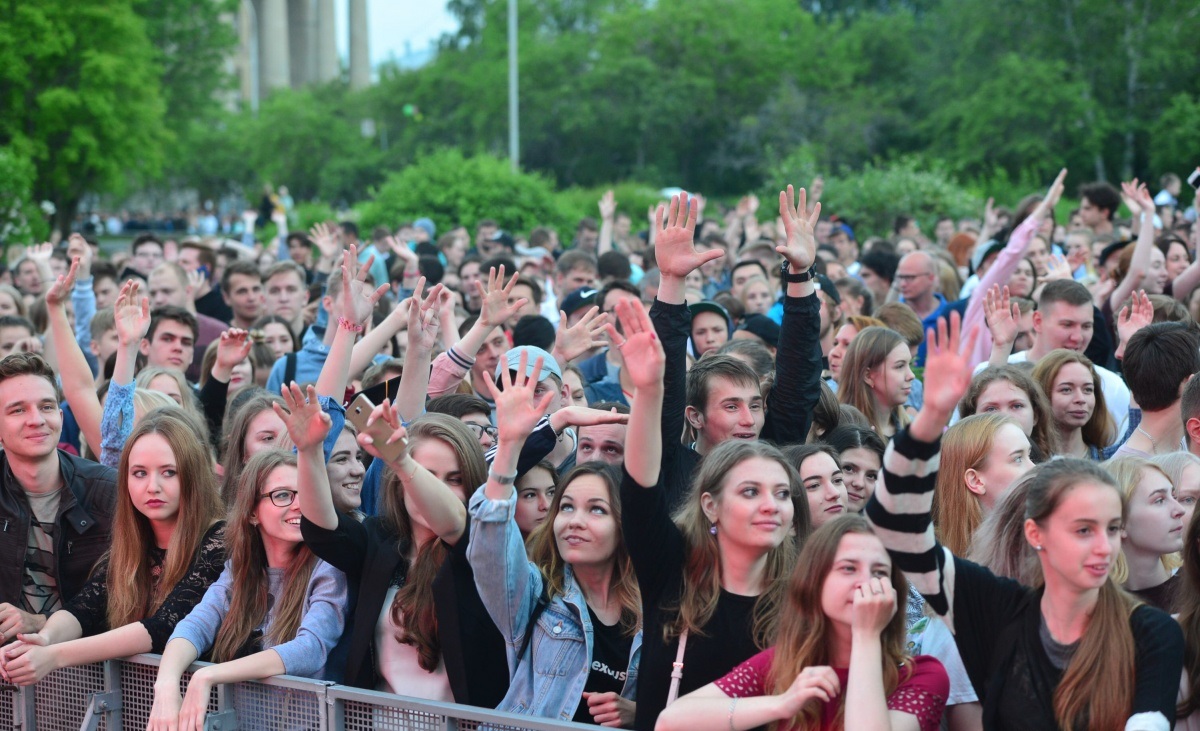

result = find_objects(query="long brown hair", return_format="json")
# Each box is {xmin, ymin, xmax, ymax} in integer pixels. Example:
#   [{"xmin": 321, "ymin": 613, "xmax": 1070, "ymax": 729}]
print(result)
[
  {"xmin": 933, "ymin": 413, "xmax": 1021, "ymax": 556},
  {"xmin": 1177, "ymin": 496, "xmax": 1200, "ymax": 716},
  {"xmin": 526, "ymin": 462, "xmax": 641, "ymax": 636},
  {"xmin": 836, "ymin": 326, "xmax": 910, "ymax": 436},
  {"xmin": 219, "ymin": 392, "xmax": 287, "ymax": 502},
  {"xmin": 108, "ymin": 408, "xmax": 223, "ymax": 629},
  {"xmin": 211, "ymin": 449, "xmax": 316, "ymax": 662},
  {"xmin": 667, "ymin": 440, "xmax": 810, "ymax": 646},
  {"xmin": 1023, "ymin": 458, "xmax": 1138, "ymax": 730},
  {"xmin": 768, "ymin": 515, "xmax": 910, "ymax": 731},
  {"xmin": 959, "ymin": 365, "xmax": 1057, "ymax": 461},
  {"xmin": 377, "ymin": 414, "xmax": 484, "ymax": 672},
  {"xmin": 1031, "ymin": 350, "xmax": 1114, "ymax": 452}
]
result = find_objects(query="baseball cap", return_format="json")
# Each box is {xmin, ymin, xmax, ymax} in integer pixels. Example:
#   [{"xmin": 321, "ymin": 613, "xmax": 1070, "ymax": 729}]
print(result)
[
  {"xmin": 689, "ymin": 301, "xmax": 733, "ymax": 332},
  {"xmin": 561, "ymin": 287, "xmax": 598, "ymax": 318},
  {"xmin": 413, "ymin": 218, "xmax": 436, "ymax": 239},
  {"xmin": 495, "ymin": 346, "xmax": 562, "ymax": 384},
  {"xmin": 738, "ymin": 314, "xmax": 781, "ymax": 348}
]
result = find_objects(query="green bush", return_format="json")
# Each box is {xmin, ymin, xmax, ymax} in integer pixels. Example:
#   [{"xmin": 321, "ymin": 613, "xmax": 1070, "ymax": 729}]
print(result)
[
  {"xmin": 356, "ymin": 150, "xmax": 571, "ymax": 236},
  {"xmin": 765, "ymin": 149, "xmax": 981, "ymax": 240},
  {"xmin": 292, "ymin": 201, "xmax": 339, "ymax": 231}
]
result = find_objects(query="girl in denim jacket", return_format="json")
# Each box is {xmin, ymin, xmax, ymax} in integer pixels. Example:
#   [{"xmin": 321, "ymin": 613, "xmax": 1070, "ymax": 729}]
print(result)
[{"xmin": 470, "ymin": 301, "xmax": 664, "ymax": 726}]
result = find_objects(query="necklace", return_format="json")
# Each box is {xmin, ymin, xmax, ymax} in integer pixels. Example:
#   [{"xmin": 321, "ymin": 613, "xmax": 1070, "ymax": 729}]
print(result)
[{"xmin": 1136, "ymin": 425, "xmax": 1159, "ymax": 452}]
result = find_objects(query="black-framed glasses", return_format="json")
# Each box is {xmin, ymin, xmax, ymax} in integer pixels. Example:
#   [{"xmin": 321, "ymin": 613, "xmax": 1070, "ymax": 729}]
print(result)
[
  {"xmin": 260, "ymin": 489, "xmax": 298, "ymax": 508},
  {"xmin": 465, "ymin": 422, "xmax": 498, "ymax": 440}
]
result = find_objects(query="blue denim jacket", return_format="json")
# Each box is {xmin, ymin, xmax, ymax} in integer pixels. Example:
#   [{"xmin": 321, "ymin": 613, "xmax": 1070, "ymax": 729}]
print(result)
[{"xmin": 467, "ymin": 486, "xmax": 641, "ymax": 721}]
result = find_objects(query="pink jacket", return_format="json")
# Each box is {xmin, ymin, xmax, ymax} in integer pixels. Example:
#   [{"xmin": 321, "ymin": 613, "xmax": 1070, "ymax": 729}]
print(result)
[{"xmin": 962, "ymin": 216, "xmax": 1039, "ymax": 371}]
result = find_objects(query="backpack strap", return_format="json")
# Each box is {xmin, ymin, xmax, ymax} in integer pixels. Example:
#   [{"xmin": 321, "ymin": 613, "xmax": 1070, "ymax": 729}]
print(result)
[{"xmin": 283, "ymin": 352, "xmax": 297, "ymax": 388}]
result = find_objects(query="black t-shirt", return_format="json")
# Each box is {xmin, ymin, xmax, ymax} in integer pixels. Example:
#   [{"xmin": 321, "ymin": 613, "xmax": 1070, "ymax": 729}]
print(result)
[
  {"xmin": 573, "ymin": 607, "xmax": 633, "ymax": 724},
  {"xmin": 195, "ymin": 286, "xmax": 233, "ymax": 324},
  {"xmin": 621, "ymin": 469, "xmax": 766, "ymax": 731},
  {"xmin": 1130, "ymin": 572, "xmax": 1181, "ymax": 614}
]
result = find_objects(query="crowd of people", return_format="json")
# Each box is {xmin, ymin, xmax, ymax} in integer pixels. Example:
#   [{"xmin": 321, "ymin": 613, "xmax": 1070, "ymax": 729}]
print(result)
[{"xmin": 0, "ymin": 168, "xmax": 1197, "ymax": 731}]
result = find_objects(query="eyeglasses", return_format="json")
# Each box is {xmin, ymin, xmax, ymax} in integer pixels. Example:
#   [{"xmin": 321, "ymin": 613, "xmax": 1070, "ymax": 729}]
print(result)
[
  {"xmin": 259, "ymin": 489, "xmax": 298, "ymax": 508},
  {"xmin": 465, "ymin": 422, "xmax": 498, "ymax": 440}
]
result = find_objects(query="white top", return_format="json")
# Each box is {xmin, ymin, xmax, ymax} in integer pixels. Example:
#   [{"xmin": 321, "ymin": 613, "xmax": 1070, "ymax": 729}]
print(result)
[
  {"xmin": 374, "ymin": 586, "xmax": 453, "ymax": 701},
  {"xmin": 972, "ymin": 350, "xmax": 1130, "ymax": 447}
]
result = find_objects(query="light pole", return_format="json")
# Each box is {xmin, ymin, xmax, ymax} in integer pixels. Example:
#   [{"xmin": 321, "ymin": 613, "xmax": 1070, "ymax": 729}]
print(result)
[{"xmin": 508, "ymin": 0, "xmax": 519, "ymax": 172}]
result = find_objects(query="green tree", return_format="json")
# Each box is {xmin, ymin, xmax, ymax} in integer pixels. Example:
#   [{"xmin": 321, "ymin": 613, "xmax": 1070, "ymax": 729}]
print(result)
[{"xmin": 0, "ymin": 0, "xmax": 168, "ymax": 232}]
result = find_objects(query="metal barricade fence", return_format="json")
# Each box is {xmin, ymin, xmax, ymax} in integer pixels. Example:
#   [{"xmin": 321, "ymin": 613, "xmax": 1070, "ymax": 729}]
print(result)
[{"xmin": 14, "ymin": 654, "xmax": 596, "ymax": 731}]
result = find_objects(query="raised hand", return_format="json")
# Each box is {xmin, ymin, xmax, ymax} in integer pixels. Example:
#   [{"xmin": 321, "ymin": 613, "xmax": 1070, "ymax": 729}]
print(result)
[
  {"xmin": 274, "ymin": 383, "xmax": 331, "ymax": 453},
  {"xmin": 25, "ymin": 242, "xmax": 53, "ymax": 266},
  {"xmin": 851, "ymin": 577, "xmax": 897, "ymax": 637},
  {"xmin": 477, "ymin": 265, "xmax": 527, "ymax": 329},
  {"xmin": 358, "ymin": 398, "xmax": 410, "ymax": 463},
  {"xmin": 214, "ymin": 329, "xmax": 252, "ymax": 375},
  {"xmin": 482, "ymin": 350, "xmax": 556, "ymax": 445},
  {"xmin": 45, "ymin": 256, "xmax": 81, "ymax": 308},
  {"xmin": 983, "ymin": 285, "xmax": 1019, "ymax": 347},
  {"xmin": 66, "ymin": 234, "xmax": 92, "ymax": 279},
  {"xmin": 654, "ymin": 192, "xmax": 722, "ymax": 279},
  {"xmin": 777, "ymin": 184, "xmax": 820, "ymax": 273},
  {"xmin": 1117, "ymin": 290, "xmax": 1153, "ymax": 351},
  {"xmin": 308, "ymin": 222, "xmax": 340, "ymax": 261},
  {"xmin": 776, "ymin": 666, "xmax": 841, "ymax": 720},
  {"xmin": 604, "ymin": 297, "xmax": 664, "ymax": 391},
  {"xmin": 922, "ymin": 310, "xmax": 979, "ymax": 417},
  {"xmin": 113, "ymin": 280, "xmax": 151, "ymax": 346},
  {"xmin": 1030, "ymin": 169, "xmax": 1068, "ymax": 222},
  {"xmin": 555, "ymin": 305, "xmax": 608, "ymax": 364},
  {"xmin": 1041, "ymin": 252, "xmax": 1072, "ymax": 283},
  {"xmin": 407, "ymin": 278, "xmax": 444, "ymax": 353},
  {"xmin": 982, "ymin": 197, "xmax": 999, "ymax": 235},
  {"xmin": 339, "ymin": 244, "xmax": 389, "ymax": 327},
  {"xmin": 1121, "ymin": 179, "xmax": 1155, "ymax": 215},
  {"xmin": 598, "ymin": 190, "xmax": 617, "ymax": 221}
]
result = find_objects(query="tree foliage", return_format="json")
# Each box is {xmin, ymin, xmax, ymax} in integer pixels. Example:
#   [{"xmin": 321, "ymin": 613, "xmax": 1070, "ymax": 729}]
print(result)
[{"xmin": 0, "ymin": 0, "xmax": 168, "ymax": 229}]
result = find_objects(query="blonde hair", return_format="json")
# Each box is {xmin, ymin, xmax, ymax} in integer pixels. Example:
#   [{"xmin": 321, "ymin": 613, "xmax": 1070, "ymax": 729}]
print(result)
[
  {"xmin": 1104, "ymin": 456, "xmax": 1181, "ymax": 583},
  {"xmin": 933, "ymin": 413, "xmax": 1022, "ymax": 556}
]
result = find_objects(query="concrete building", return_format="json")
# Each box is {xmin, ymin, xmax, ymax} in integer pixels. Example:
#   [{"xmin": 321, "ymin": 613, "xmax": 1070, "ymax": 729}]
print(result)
[{"xmin": 233, "ymin": 0, "xmax": 369, "ymax": 109}]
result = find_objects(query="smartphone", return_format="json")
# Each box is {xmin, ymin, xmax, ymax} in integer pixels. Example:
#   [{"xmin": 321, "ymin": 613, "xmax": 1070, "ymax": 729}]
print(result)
[
  {"xmin": 197, "ymin": 264, "xmax": 211, "ymax": 281},
  {"xmin": 1188, "ymin": 168, "xmax": 1200, "ymax": 189},
  {"xmin": 346, "ymin": 394, "xmax": 408, "ymax": 464}
]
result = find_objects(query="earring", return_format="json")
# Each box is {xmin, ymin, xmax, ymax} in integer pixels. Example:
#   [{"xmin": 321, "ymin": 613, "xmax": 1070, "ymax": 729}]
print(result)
[
  {"xmin": 710, "ymin": 524, "xmax": 718, "ymax": 536},
  {"xmin": 1034, "ymin": 544, "xmax": 1043, "ymax": 551}
]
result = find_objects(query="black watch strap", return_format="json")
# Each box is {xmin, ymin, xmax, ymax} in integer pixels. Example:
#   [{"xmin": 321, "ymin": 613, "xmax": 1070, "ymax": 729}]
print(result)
[{"xmin": 780, "ymin": 261, "xmax": 813, "ymax": 283}]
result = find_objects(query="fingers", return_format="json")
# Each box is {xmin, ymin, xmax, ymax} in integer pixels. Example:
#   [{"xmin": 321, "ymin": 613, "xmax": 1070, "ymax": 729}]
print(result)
[{"xmin": 603, "ymin": 323, "xmax": 626, "ymax": 348}]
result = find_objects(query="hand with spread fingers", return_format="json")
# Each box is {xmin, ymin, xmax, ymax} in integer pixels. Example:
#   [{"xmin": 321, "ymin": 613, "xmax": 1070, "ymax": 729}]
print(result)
[
  {"xmin": 483, "ymin": 349, "xmax": 557, "ymax": 446},
  {"xmin": 555, "ymin": 305, "xmax": 608, "ymax": 364},
  {"xmin": 275, "ymin": 383, "xmax": 331, "ymax": 453},
  {"xmin": 339, "ymin": 244, "xmax": 389, "ymax": 327},
  {"xmin": 477, "ymin": 265, "xmax": 528, "ymax": 330},
  {"xmin": 357, "ymin": 398, "xmax": 410, "ymax": 463},
  {"xmin": 654, "ymin": 192, "xmax": 722, "ymax": 279},
  {"xmin": 776, "ymin": 184, "xmax": 820, "ymax": 274},
  {"xmin": 604, "ymin": 297, "xmax": 664, "ymax": 392}
]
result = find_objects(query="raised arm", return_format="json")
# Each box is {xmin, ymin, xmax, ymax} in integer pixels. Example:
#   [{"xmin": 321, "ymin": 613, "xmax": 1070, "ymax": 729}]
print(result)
[
  {"xmin": 361, "ymin": 398, "xmax": 467, "ymax": 544},
  {"xmin": 762, "ymin": 184, "xmax": 821, "ymax": 446},
  {"xmin": 482, "ymin": 350, "xmax": 556, "ymax": 501},
  {"xmin": 1109, "ymin": 180, "xmax": 1157, "ymax": 312},
  {"xmin": 278, "ymin": 384, "xmax": 338, "ymax": 530},
  {"xmin": 865, "ymin": 312, "xmax": 977, "ymax": 623},
  {"xmin": 598, "ymin": 190, "xmax": 616, "ymax": 255},
  {"xmin": 65, "ymin": 235, "xmax": 96, "ymax": 363},
  {"xmin": 606, "ymin": 298, "xmax": 664, "ymax": 488},
  {"xmin": 316, "ymin": 245, "xmax": 388, "ymax": 401},
  {"xmin": 395, "ymin": 279, "xmax": 445, "ymax": 423},
  {"xmin": 44, "ymin": 257, "xmax": 102, "ymax": 451},
  {"xmin": 654, "ymin": 193, "xmax": 724, "ymax": 306},
  {"xmin": 98, "ymin": 281, "xmax": 151, "ymax": 467}
]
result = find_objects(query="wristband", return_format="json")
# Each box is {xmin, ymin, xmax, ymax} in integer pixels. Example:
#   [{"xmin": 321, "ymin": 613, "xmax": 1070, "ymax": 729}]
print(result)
[
  {"xmin": 489, "ymin": 468, "xmax": 517, "ymax": 486},
  {"xmin": 780, "ymin": 261, "xmax": 813, "ymax": 283},
  {"xmin": 337, "ymin": 316, "xmax": 364, "ymax": 333},
  {"xmin": 404, "ymin": 269, "xmax": 419, "ymax": 277}
]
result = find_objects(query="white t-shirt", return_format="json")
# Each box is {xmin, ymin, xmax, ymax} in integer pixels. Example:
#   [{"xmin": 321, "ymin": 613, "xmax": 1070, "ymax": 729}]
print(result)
[
  {"xmin": 375, "ymin": 586, "xmax": 453, "ymax": 701},
  {"xmin": 972, "ymin": 351, "xmax": 1130, "ymax": 447}
]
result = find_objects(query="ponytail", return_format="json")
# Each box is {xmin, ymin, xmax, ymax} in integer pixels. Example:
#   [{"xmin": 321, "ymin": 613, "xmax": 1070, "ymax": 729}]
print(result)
[{"xmin": 1053, "ymin": 579, "xmax": 1137, "ymax": 731}]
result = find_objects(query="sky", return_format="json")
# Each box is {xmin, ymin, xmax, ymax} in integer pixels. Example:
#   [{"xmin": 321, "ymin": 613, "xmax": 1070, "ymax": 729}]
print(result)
[{"xmin": 335, "ymin": 0, "xmax": 460, "ymax": 69}]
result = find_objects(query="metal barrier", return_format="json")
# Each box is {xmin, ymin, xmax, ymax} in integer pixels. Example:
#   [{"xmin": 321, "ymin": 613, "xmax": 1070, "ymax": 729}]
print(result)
[{"xmin": 11, "ymin": 654, "xmax": 596, "ymax": 731}]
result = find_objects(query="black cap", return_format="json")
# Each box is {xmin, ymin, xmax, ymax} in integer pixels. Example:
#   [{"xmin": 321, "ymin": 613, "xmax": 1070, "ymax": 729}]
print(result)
[
  {"xmin": 815, "ymin": 273, "xmax": 841, "ymax": 306},
  {"xmin": 561, "ymin": 287, "xmax": 598, "ymax": 317},
  {"xmin": 689, "ymin": 300, "xmax": 733, "ymax": 333},
  {"xmin": 739, "ymin": 314, "xmax": 781, "ymax": 348},
  {"xmin": 511, "ymin": 315, "xmax": 556, "ymax": 351}
]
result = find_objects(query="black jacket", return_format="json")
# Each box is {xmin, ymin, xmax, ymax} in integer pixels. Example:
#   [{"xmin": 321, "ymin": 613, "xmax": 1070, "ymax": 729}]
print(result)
[
  {"xmin": 0, "ymin": 450, "xmax": 118, "ymax": 609},
  {"xmin": 301, "ymin": 511, "xmax": 509, "ymax": 707},
  {"xmin": 650, "ymin": 292, "xmax": 823, "ymax": 509}
]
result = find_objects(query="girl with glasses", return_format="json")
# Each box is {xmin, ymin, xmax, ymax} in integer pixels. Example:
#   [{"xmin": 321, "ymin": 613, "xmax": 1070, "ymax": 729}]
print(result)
[{"xmin": 146, "ymin": 448, "xmax": 349, "ymax": 731}]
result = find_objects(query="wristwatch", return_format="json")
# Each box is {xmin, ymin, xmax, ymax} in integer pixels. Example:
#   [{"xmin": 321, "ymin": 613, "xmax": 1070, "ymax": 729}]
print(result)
[{"xmin": 780, "ymin": 261, "xmax": 813, "ymax": 283}]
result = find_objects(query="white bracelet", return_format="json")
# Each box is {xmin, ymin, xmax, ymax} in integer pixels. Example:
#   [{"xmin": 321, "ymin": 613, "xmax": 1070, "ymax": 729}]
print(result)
[{"xmin": 728, "ymin": 698, "xmax": 737, "ymax": 731}]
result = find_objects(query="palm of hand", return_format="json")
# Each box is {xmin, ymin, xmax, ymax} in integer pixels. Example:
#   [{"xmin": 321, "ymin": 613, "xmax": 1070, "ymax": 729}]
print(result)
[
  {"xmin": 345, "ymin": 281, "xmax": 375, "ymax": 323},
  {"xmin": 495, "ymin": 390, "xmax": 545, "ymax": 440},
  {"xmin": 479, "ymin": 290, "xmax": 511, "ymax": 327},
  {"xmin": 924, "ymin": 352, "xmax": 971, "ymax": 413},
  {"xmin": 782, "ymin": 224, "xmax": 816, "ymax": 271},
  {"xmin": 656, "ymin": 228, "xmax": 701, "ymax": 277},
  {"xmin": 116, "ymin": 310, "xmax": 148, "ymax": 343},
  {"xmin": 288, "ymin": 407, "xmax": 328, "ymax": 450},
  {"xmin": 620, "ymin": 334, "xmax": 664, "ymax": 387}
]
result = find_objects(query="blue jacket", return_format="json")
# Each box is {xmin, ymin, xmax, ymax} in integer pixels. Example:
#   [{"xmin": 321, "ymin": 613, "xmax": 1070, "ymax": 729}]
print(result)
[{"xmin": 467, "ymin": 486, "xmax": 640, "ymax": 721}]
